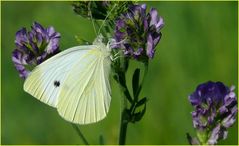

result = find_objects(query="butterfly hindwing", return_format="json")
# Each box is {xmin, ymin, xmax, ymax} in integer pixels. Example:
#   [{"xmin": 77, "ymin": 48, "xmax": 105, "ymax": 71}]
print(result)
[{"xmin": 57, "ymin": 48, "xmax": 111, "ymax": 124}]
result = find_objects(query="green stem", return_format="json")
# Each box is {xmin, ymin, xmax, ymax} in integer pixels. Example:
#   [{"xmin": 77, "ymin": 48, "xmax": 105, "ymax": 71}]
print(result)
[
  {"xmin": 71, "ymin": 124, "xmax": 89, "ymax": 145},
  {"xmin": 117, "ymin": 70, "xmax": 131, "ymax": 145},
  {"xmin": 117, "ymin": 61, "xmax": 149, "ymax": 145},
  {"xmin": 119, "ymin": 109, "xmax": 129, "ymax": 145}
]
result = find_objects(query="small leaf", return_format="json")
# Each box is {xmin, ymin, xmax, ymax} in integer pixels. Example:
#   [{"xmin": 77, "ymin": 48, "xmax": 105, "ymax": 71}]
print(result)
[
  {"xmin": 132, "ymin": 68, "xmax": 140, "ymax": 100},
  {"xmin": 141, "ymin": 102, "xmax": 146, "ymax": 116},
  {"xmin": 117, "ymin": 72, "xmax": 133, "ymax": 104},
  {"xmin": 113, "ymin": 74, "xmax": 119, "ymax": 82},
  {"xmin": 118, "ymin": 72, "xmax": 126, "ymax": 86},
  {"xmin": 135, "ymin": 97, "xmax": 147, "ymax": 108},
  {"xmin": 196, "ymin": 129, "xmax": 208, "ymax": 144},
  {"xmin": 132, "ymin": 103, "xmax": 146, "ymax": 122},
  {"xmin": 135, "ymin": 85, "xmax": 142, "ymax": 100},
  {"xmin": 124, "ymin": 89, "xmax": 133, "ymax": 104}
]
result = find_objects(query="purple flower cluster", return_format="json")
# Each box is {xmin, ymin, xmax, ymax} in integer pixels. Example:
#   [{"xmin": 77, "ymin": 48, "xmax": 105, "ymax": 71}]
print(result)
[
  {"xmin": 114, "ymin": 4, "xmax": 164, "ymax": 60},
  {"xmin": 189, "ymin": 81, "xmax": 237, "ymax": 144},
  {"xmin": 12, "ymin": 22, "xmax": 60, "ymax": 79}
]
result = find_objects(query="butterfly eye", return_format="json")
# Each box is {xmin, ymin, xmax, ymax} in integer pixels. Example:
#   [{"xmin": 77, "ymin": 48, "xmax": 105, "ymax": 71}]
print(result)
[{"xmin": 54, "ymin": 81, "xmax": 60, "ymax": 87}]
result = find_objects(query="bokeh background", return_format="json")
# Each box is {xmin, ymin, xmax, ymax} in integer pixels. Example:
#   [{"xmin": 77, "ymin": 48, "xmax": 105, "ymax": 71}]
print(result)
[{"xmin": 1, "ymin": 1, "xmax": 238, "ymax": 145}]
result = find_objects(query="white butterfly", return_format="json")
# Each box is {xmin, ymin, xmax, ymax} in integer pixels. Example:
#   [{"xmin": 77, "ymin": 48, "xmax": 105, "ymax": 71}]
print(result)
[{"xmin": 24, "ymin": 35, "xmax": 112, "ymax": 125}]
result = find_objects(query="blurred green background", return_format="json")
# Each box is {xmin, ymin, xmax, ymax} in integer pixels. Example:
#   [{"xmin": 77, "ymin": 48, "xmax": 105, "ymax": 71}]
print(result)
[{"xmin": 1, "ymin": 1, "xmax": 238, "ymax": 145}]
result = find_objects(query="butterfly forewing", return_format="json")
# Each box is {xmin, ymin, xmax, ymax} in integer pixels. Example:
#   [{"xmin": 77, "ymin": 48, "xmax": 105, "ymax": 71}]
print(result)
[{"xmin": 24, "ymin": 46, "xmax": 90, "ymax": 107}]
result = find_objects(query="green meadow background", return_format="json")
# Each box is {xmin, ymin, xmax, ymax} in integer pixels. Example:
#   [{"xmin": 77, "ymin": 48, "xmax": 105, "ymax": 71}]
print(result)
[{"xmin": 1, "ymin": 1, "xmax": 238, "ymax": 145}]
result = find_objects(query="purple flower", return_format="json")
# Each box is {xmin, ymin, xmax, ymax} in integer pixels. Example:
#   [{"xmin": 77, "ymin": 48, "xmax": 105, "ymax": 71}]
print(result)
[
  {"xmin": 12, "ymin": 22, "xmax": 60, "ymax": 79},
  {"xmin": 113, "ymin": 4, "xmax": 164, "ymax": 61},
  {"xmin": 188, "ymin": 81, "xmax": 237, "ymax": 144}
]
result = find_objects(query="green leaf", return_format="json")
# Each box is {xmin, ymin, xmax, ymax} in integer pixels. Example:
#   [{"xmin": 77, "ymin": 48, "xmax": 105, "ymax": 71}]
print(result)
[
  {"xmin": 117, "ymin": 72, "xmax": 133, "ymax": 104},
  {"xmin": 123, "ymin": 57, "xmax": 129, "ymax": 72},
  {"xmin": 113, "ymin": 74, "xmax": 119, "ymax": 82},
  {"xmin": 196, "ymin": 129, "xmax": 208, "ymax": 144},
  {"xmin": 135, "ymin": 97, "xmax": 147, "ymax": 108},
  {"xmin": 123, "ymin": 89, "xmax": 133, "ymax": 104},
  {"xmin": 118, "ymin": 72, "xmax": 126, "ymax": 86},
  {"xmin": 132, "ymin": 68, "xmax": 140, "ymax": 101},
  {"xmin": 132, "ymin": 103, "xmax": 146, "ymax": 123}
]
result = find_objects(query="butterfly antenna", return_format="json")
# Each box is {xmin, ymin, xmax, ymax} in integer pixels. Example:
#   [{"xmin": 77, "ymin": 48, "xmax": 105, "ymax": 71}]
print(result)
[
  {"xmin": 97, "ymin": 3, "xmax": 117, "ymax": 35},
  {"xmin": 88, "ymin": 2, "xmax": 97, "ymax": 37}
]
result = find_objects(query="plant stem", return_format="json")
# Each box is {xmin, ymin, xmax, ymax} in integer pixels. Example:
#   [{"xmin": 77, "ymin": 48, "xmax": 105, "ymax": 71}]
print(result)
[
  {"xmin": 117, "ymin": 69, "xmax": 131, "ymax": 145},
  {"xmin": 71, "ymin": 124, "xmax": 89, "ymax": 145},
  {"xmin": 119, "ymin": 109, "xmax": 128, "ymax": 145}
]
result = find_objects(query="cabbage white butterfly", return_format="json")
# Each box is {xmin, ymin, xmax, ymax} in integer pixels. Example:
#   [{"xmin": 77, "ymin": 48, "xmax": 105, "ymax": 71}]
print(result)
[{"xmin": 24, "ymin": 35, "xmax": 112, "ymax": 124}]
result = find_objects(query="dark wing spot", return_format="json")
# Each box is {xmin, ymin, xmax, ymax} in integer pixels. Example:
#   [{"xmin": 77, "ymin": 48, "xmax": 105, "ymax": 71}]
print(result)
[{"xmin": 54, "ymin": 81, "xmax": 60, "ymax": 87}]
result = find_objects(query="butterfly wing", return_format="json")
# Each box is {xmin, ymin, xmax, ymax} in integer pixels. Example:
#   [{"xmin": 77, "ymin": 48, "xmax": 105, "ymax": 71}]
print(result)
[
  {"xmin": 57, "ymin": 48, "xmax": 111, "ymax": 124},
  {"xmin": 24, "ymin": 45, "xmax": 111, "ymax": 124},
  {"xmin": 24, "ymin": 46, "xmax": 91, "ymax": 107}
]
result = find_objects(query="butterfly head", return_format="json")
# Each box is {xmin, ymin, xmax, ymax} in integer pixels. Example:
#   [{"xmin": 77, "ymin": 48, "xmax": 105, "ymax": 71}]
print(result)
[
  {"xmin": 93, "ymin": 34, "xmax": 110, "ymax": 50},
  {"xmin": 93, "ymin": 34, "xmax": 125, "ymax": 62}
]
